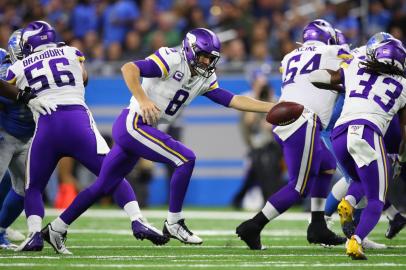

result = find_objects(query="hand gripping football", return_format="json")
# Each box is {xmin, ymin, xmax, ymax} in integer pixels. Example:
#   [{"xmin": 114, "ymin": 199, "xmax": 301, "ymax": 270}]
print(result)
[{"xmin": 266, "ymin": 101, "xmax": 304, "ymax": 126}]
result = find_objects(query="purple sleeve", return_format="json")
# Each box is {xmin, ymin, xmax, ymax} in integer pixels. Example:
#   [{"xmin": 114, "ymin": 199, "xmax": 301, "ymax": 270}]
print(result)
[
  {"xmin": 203, "ymin": 87, "xmax": 235, "ymax": 107},
  {"xmin": 133, "ymin": 59, "xmax": 162, "ymax": 78}
]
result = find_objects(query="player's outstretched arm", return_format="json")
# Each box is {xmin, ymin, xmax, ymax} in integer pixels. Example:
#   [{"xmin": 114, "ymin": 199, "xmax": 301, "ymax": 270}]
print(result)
[
  {"xmin": 121, "ymin": 62, "xmax": 160, "ymax": 126},
  {"xmin": 308, "ymin": 69, "xmax": 344, "ymax": 92},
  {"xmin": 229, "ymin": 95, "xmax": 274, "ymax": 113}
]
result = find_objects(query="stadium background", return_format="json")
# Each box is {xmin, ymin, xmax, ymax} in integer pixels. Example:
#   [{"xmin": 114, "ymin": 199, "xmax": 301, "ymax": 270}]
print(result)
[{"xmin": 1, "ymin": 0, "xmax": 406, "ymax": 207}]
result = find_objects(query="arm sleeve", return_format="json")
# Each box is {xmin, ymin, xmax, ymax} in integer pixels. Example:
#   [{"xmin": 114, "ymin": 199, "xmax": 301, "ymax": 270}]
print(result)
[
  {"xmin": 5, "ymin": 68, "xmax": 16, "ymax": 85},
  {"xmin": 133, "ymin": 59, "xmax": 163, "ymax": 78},
  {"xmin": 203, "ymin": 87, "xmax": 235, "ymax": 107}
]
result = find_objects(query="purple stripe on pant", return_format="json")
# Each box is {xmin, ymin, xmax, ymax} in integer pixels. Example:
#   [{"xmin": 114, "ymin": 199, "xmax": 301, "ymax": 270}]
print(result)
[
  {"xmin": 331, "ymin": 120, "xmax": 390, "ymax": 239},
  {"xmin": 60, "ymin": 109, "xmax": 196, "ymax": 224},
  {"xmin": 25, "ymin": 105, "xmax": 135, "ymax": 220},
  {"xmin": 269, "ymin": 116, "xmax": 335, "ymax": 214}
]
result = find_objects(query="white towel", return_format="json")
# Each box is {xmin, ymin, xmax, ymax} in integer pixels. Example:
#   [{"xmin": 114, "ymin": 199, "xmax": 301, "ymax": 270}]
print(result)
[
  {"xmin": 86, "ymin": 109, "xmax": 110, "ymax": 154},
  {"xmin": 347, "ymin": 125, "xmax": 378, "ymax": 168},
  {"xmin": 273, "ymin": 108, "xmax": 314, "ymax": 141}
]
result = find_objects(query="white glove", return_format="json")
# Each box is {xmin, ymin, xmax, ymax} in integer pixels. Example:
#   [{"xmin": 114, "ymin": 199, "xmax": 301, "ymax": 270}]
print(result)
[{"xmin": 27, "ymin": 97, "xmax": 58, "ymax": 115}]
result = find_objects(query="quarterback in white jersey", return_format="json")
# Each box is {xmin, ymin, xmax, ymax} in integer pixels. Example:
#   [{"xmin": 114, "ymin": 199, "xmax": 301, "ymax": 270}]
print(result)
[
  {"xmin": 47, "ymin": 27, "xmax": 275, "ymax": 250},
  {"xmin": 309, "ymin": 38, "xmax": 406, "ymax": 260},
  {"xmin": 129, "ymin": 46, "xmax": 219, "ymax": 125}
]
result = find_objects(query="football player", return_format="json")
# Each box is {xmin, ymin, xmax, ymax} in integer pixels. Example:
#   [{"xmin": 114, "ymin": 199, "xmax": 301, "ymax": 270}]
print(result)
[
  {"xmin": 309, "ymin": 38, "xmax": 406, "ymax": 259},
  {"xmin": 45, "ymin": 27, "xmax": 276, "ymax": 253},
  {"xmin": 236, "ymin": 19, "xmax": 348, "ymax": 250},
  {"xmin": 12, "ymin": 21, "xmax": 165, "ymax": 254},
  {"xmin": 324, "ymin": 32, "xmax": 406, "ymax": 245},
  {"xmin": 0, "ymin": 30, "xmax": 34, "ymax": 250}
]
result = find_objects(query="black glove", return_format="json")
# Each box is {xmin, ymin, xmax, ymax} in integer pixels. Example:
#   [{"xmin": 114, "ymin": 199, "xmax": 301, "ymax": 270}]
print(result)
[{"xmin": 16, "ymin": 87, "xmax": 37, "ymax": 105}]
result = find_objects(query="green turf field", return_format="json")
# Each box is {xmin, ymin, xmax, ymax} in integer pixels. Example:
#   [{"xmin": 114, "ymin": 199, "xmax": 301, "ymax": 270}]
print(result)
[{"xmin": 1, "ymin": 208, "xmax": 405, "ymax": 269}]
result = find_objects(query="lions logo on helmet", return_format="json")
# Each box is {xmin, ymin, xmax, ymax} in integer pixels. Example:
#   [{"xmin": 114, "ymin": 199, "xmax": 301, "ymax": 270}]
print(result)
[
  {"xmin": 370, "ymin": 38, "xmax": 406, "ymax": 71},
  {"xmin": 366, "ymin": 32, "xmax": 394, "ymax": 56},
  {"xmin": 8, "ymin": 29, "xmax": 23, "ymax": 63},
  {"xmin": 20, "ymin": 21, "xmax": 56, "ymax": 57},
  {"xmin": 182, "ymin": 28, "xmax": 221, "ymax": 78}
]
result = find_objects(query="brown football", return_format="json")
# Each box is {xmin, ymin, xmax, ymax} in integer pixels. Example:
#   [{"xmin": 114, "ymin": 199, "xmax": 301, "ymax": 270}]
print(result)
[{"xmin": 266, "ymin": 101, "xmax": 304, "ymax": 126}]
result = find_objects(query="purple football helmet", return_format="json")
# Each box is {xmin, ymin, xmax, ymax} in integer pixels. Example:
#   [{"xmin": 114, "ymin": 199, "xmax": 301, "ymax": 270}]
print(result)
[
  {"xmin": 303, "ymin": 19, "xmax": 336, "ymax": 45},
  {"xmin": 182, "ymin": 28, "xmax": 221, "ymax": 78},
  {"xmin": 20, "ymin": 21, "xmax": 56, "ymax": 57},
  {"xmin": 335, "ymin": 28, "xmax": 350, "ymax": 51},
  {"xmin": 370, "ymin": 38, "xmax": 406, "ymax": 71}
]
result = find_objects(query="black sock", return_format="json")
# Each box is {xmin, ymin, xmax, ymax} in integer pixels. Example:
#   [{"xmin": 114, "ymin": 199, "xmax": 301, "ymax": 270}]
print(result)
[
  {"xmin": 311, "ymin": 211, "xmax": 325, "ymax": 223},
  {"xmin": 252, "ymin": 211, "xmax": 269, "ymax": 229}
]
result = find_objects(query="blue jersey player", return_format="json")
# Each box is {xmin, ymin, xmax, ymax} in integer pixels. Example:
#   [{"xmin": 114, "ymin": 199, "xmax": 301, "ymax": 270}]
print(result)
[{"xmin": 0, "ymin": 32, "xmax": 35, "ymax": 249}]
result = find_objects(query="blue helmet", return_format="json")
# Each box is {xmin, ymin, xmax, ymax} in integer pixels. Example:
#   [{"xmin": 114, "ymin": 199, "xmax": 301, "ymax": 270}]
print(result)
[
  {"xmin": 8, "ymin": 29, "xmax": 23, "ymax": 63},
  {"xmin": 0, "ymin": 48, "xmax": 10, "ymax": 80},
  {"xmin": 0, "ymin": 48, "xmax": 7, "ymax": 64},
  {"xmin": 302, "ymin": 19, "xmax": 336, "ymax": 45},
  {"xmin": 366, "ymin": 32, "xmax": 394, "ymax": 56},
  {"xmin": 182, "ymin": 28, "xmax": 221, "ymax": 78},
  {"xmin": 20, "ymin": 21, "xmax": 56, "ymax": 57},
  {"xmin": 369, "ymin": 38, "xmax": 406, "ymax": 71}
]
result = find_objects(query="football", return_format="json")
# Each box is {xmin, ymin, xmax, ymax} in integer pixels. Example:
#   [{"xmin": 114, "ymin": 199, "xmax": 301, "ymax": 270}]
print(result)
[{"xmin": 266, "ymin": 101, "xmax": 304, "ymax": 126}]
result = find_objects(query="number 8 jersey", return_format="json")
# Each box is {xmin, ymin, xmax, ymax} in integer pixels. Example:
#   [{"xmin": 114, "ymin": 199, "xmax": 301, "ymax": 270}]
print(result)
[
  {"xmin": 6, "ymin": 45, "xmax": 86, "ymax": 106},
  {"xmin": 279, "ymin": 41, "xmax": 350, "ymax": 128},
  {"xmin": 335, "ymin": 57, "xmax": 406, "ymax": 135},
  {"xmin": 129, "ymin": 47, "xmax": 218, "ymax": 125}
]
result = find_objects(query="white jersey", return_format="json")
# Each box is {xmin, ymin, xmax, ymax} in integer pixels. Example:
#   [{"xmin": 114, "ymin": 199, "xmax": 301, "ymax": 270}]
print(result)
[
  {"xmin": 335, "ymin": 57, "xmax": 406, "ymax": 134},
  {"xmin": 129, "ymin": 47, "xmax": 218, "ymax": 125},
  {"xmin": 351, "ymin": 45, "xmax": 367, "ymax": 59},
  {"xmin": 279, "ymin": 41, "xmax": 351, "ymax": 128},
  {"xmin": 6, "ymin": 45, "xmax": 86, "ymax": 106}
]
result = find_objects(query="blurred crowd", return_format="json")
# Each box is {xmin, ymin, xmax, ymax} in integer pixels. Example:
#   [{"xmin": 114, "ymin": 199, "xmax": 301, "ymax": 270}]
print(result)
[{"xmin": 0, "ymin": 0, "xmax": 405, "ymax": 75}]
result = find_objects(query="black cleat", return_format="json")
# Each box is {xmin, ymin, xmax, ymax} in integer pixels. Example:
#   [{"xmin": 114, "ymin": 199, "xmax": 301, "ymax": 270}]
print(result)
[
  {"xmin": 386, "ymin": 213, "xmax": 406, "ymax": 239},
  {"xmin": 236, "ymin": 219, "xmax": 264, "ymax": 250},
  {"xmin": 307, "ymin": 222, "xmax": 346, "ymax": 246}
]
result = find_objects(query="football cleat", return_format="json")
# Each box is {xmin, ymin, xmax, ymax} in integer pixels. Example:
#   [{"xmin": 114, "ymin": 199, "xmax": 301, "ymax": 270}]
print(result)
[
  {"xmin": 307, "ymin": 221, "xmax": 346, "ymax": 246},
  {"xmin": 0, "ymin": 230, "xmax": 18, "ymax": 250},
  {"xmin": 163, "ymin": 219, "xmax": 202, "ymax": 245},
  {"xmin": 362, "ymin": 237, "xmax": 387, "ymax": 249},
  {"xmin": 385, "ymin": 213, "xmax": 406, "ymax": 239},
  {"xmin": 346, "ymin": 235, "xmax": 367, "ymax": 260},
  {"xmin": 6, "ymin": 228, "xmax": 25, "ymax": 242},
  {"xmin": 236, "ymin": 219, "xmax": 265, "ymax": 250},
  {"xmin": 41, "ymin": 223, "xmax": 72, "ymax": 255},
  {"xmin": 15, "ymin": 232, "xmax": 43, "ymax": 252},
  {"xmin": 132, "ymin": 218, "xmax": 169, "ymax": 245},
  {"xmin": 337, "ymin": 199, "xmax": 355, "ymax": 238}
]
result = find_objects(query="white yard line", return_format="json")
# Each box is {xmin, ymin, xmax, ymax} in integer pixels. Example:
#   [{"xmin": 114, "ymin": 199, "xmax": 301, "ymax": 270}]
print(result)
[
  {"xmin": 1, "ymin": 254, "xmax": 406, "ymax": 259},
  {"xmin": 42, "ymin": 209, "xmax": 388, "ymax": 221},
  {"xmin": 0, "ymin": 263, "xmax": 405, "ymax": 268}
]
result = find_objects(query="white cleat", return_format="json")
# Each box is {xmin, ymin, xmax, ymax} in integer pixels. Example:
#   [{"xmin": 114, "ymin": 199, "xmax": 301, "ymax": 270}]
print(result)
[
  {"xmin": 362, "ymin": 237, "xmax": 387, "ymax": 249},
  {"xmin": 163, "ymin": 219, "xmax": 203, "ymax": 245},
  {"xmin": 6, "ymin": 228, "xmax": 25, "ymax": 242},
  {"xmin": 41, "ymin": 223, "xmax": 72, "ymax": 255}
]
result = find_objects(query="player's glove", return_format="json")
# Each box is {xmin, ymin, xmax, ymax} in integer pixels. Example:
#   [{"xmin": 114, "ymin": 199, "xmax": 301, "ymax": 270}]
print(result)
[
  {"xmin": 17, "ymin": 87, "xmax": 58, "ymax": 115},
  {"xmin": 16, "ymin": 86, "xmax": 36, "ymax": 105}
]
